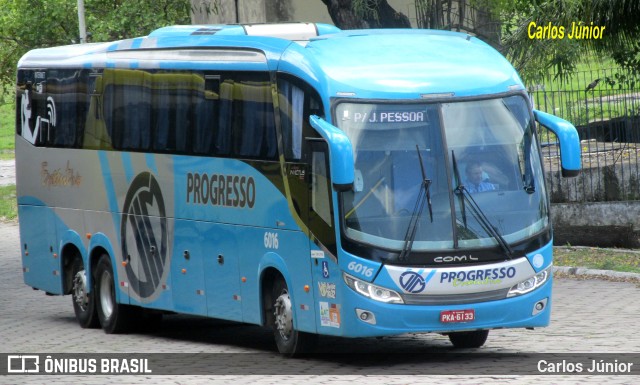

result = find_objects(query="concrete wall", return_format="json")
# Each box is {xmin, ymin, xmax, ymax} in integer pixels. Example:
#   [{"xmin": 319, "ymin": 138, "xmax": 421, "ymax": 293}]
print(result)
[
  {"xmin": 548, "ymin": 166, "xmax": 640, "ymax": 247},
  {"xmin": 192, "ymin": 0, "xmax": 267, "ymax": 24},
  {"xmin": 191, "ymin": 0, "xmax": 418, "ymax": 26},
  {"xmin": 551, "ymin": 201, "xmax": 640, "ymax": 248},
  {"xmin": 547, "ymin": 165, "xmax": 640, "ymax": 203}
]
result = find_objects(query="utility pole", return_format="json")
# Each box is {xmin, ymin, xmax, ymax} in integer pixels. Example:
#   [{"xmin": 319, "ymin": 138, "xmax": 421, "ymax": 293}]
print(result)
[{"xmin": 77, "ymin": 0, "xmax": 88, "ymax": 43}]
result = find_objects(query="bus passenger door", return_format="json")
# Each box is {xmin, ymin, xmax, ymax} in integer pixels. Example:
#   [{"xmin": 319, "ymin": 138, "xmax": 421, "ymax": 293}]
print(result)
[{"xmin": 307, "ymin": 141, "xmax": 341, "ymax": 332}]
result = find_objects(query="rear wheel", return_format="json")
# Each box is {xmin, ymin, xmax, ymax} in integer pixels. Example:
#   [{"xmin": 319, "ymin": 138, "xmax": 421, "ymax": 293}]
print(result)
[
  {"xmin": 94, "ymin": 254, "xmax": 134, "ymax": 334},
  {"xmin": 271, "ymin": 277, "xmax": 317, "ymax": 356},
  {"xmin": 448, "ymin": 330, "xmax": 489, "ymax": 348},
  {"xmin": 71, "ymin": 258, "xmax": 99, "ymax": 328}
]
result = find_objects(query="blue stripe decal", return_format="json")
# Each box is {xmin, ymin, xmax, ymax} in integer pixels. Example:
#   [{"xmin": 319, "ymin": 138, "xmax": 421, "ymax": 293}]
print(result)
[
  {"xmin": 131, "ymin": 38, "xmax": 143, "ymax": 49},
  {"xmin": 122, "ymin": 152, "xmax": 134, "ymax": 183},
  {"xmin": 424, "ymin": 269, "xmax": 436, "ymax": 284},
  {"xmin": 98, "ymin": 151, "xmax": 121, "ymax": 240},
  {"xmin": 145, "ymin": 153, "xmax": 158, "ymax": 175}
]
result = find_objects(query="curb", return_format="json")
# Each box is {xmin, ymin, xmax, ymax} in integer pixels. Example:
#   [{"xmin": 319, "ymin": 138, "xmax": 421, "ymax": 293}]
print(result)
[{"xmin": 553, "ymin": 266, "xmax": 640, "ymax": 281}]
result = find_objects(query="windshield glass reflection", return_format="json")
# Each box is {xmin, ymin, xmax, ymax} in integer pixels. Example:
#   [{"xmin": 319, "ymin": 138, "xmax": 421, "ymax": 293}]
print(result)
[{"xmin": 335, "ymin": 96, "xmax": 548, "ymax": 255}]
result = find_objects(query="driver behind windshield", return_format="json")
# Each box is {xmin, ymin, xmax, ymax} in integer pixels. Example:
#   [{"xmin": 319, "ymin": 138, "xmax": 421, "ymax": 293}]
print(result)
[{"xmin": 465, "ymin": 161, "xmax": 496, "ymax": 193}]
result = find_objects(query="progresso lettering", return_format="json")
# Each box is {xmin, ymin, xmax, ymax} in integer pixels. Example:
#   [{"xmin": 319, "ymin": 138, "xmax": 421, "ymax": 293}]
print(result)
[
  {"xmin": 187, "ymin": 172, "xmax": 255, "ymax": 208},
  {"xmin": 440, "ymin": 267, "xmax": 516, "ymax": 283}
]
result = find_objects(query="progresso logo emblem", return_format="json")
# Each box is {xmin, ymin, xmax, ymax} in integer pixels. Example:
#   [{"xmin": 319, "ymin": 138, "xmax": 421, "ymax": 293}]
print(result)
[
  {"xmin": 399, "ymin": 271, "xmax": 426, "ymax": 293},
  {"xmin": 121, "ymin": 172, "xmax": 168, "ymax": 299},
  {"xmin": 398, "ymin": 269, "xmax": 436, "ymax": 294}
]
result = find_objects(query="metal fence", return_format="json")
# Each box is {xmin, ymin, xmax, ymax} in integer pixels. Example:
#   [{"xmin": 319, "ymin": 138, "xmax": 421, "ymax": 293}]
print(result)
[{"xmin": 531, "ymin": 68, "xmax": 640, "ymax": 203}]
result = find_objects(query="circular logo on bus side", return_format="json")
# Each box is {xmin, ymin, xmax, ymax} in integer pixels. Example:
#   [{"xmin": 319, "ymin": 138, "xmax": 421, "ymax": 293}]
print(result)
[{"xmin": 120, "ymin": 172, "xmax": 168, "ymax": 299}]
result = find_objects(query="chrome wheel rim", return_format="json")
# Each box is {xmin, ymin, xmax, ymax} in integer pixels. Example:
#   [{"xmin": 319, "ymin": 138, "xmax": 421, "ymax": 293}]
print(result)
[
  {"xmin": 99, "ymin": 270, "xmax": 114, "ymax": 319},
  {"xmin": 274, "ymin": 290, "xmax": 293, "ymax": 340},
  {"xmin": 72, "ymin": 269, "xmax": 89, "ymax": 311}
]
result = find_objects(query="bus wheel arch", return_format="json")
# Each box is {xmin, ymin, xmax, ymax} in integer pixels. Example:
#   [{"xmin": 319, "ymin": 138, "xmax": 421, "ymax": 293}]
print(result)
[
  {"xmin": 61, "ymin": 243, "xmax": 82, "ymax": 294},
  {"xmin": 260, "ymin": 268, "xmax": 317, "ymax": 356}
]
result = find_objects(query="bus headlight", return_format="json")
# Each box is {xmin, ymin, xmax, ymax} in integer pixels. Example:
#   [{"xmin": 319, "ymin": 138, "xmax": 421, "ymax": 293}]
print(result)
[
  {"xmin": 343, "ymin": 273, "xmax": 404, "ymax": 304},
  {"xmin": 507, "ymin": 267, "xmax": 551, "ymax": 297}
]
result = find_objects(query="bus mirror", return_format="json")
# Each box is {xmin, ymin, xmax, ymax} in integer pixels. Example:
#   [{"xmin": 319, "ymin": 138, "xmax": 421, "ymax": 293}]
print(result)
[
  {"xmin": 533, "ymin": 109, "xmax": 581, "ymax": 177},
  {"xmin": 309, "ymin": 115, "xmax": 355, "ymax": 190}
]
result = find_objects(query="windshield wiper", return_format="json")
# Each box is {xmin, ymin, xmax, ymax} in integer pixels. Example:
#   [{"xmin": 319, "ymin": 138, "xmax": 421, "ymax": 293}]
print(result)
[
  {"xmin": 451, "ymin": 151, "xmax": 467, "ymax": 231},
  {"xmin": 523, "ymin": 129, "xmax": 536, "ymax": 193},
  {"xmin": 451, "ymin": 150, "xmax": 514, "ymax": 259},
  {"xmin": 398, "ymin": 145, "xmax": 433, "ymax": 262}
]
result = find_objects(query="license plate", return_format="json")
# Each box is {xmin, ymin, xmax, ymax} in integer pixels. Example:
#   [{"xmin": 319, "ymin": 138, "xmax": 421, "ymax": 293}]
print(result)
[{"xmin": 440, "ymin": 309, "xmax": 475, "ymax": 323}]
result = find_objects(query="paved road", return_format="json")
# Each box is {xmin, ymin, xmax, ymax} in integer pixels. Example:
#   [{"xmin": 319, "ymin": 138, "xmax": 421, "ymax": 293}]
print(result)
[
  {"xmin": 0, "ymin": 159, "xmax": 15, "ymax": 186},
  {"xmin": 0, "ymin": 222, "xmax": 638, "ymax": 384}
]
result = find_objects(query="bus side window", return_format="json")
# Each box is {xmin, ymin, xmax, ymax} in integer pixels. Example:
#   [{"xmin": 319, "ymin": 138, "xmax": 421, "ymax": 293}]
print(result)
[
  {"xmin": 84, "ymin": 73, "xmax": 113, "ymax": 150},
  {"xmin": 278, "ymin": 77, "xmax": 324, "ymax": 162},
  {"xmin": 234, "ymin": 79, "xmax": 277, "ymax": 159},
  {"xmin": 103, "ymin": 69, "xmax": 152, "ymax": 151},
  {"xmin": 192, "ymin": 75, "xmax": 219, "ymax": 155},
  {"xmin": 278, "ymin": 80, "xmax": 304, "ymax": 160},
  {"xmin": 310, "ymin": 141, "xmax": 333, "ymax": 227},
  {"xmin": 216, "ymin": 79, "xmax": 233, "ymax": 156}
]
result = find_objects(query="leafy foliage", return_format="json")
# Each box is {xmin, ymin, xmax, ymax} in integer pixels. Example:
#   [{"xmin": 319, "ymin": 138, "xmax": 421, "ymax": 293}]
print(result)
[
  {"xmin": 0, "ymin": 0, "xmax": 191, "ymax": 97},
  {"xmin": 86, "ymin": 0, "xmax": 191, "ymax": 42},
  {"xmin": 498, "ymin": 0, "xmax": 640, "ymax": 83}
]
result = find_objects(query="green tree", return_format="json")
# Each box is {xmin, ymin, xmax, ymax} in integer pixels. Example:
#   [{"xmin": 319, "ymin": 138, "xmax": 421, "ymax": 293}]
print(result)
[
  {"xmin": 498, "ymin": 0, "xmax": 640, "ymax": 83},
  {"xmin": 0, "ymin": 0, "xmax": 191, "ymax": 96},
  {"xmin": 85, "ymin": 0, "xmax": 191, "ymax": 42}
]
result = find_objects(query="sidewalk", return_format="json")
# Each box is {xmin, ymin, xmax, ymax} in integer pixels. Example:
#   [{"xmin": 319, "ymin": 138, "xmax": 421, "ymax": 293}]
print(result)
[{"xmin": 0, "ymin": 158, "xmax": 15, "ymax": 186}]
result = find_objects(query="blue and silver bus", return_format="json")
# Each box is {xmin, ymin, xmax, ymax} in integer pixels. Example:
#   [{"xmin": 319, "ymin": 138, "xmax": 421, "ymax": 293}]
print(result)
[{"xmin": 16, "ymin": 23, "xmax": 580, "ymax": 355}]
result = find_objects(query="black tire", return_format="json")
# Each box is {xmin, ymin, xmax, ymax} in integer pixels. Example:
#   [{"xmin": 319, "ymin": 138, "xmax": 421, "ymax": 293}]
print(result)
[
  {"xmin": 448, "ymin": 330, "xmax": 489, "ymax": 348},
  {"xmin": 270, "ymin": 277, "xmax": 317, "ymax": 356},
  {"xmin": 94, "ymin": 254, "xmax": 134, "ymax": 334},
  {"xmin": 71, "ymin": 258, "xmax": 99, "ymax": 328}
]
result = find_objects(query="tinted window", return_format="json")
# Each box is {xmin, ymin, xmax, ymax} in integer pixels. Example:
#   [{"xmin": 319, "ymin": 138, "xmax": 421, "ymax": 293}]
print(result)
[{"xmin": 19, "ymin": 68, "xmax": 278, "ymax": 161}]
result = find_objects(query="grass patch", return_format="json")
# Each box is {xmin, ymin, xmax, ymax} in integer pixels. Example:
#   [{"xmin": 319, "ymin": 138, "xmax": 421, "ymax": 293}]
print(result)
[
  {"xmin": 0, "ymin": 102, "xmax": 15, "ymax": 152},
  {"xmin": 0, "ymin": 184, "xmax": 17, "ymax": 222},
  {"xmin": 554, "ymin": 246, "xmax": 640, "ymax": 274},
  {"xmin": 529, "ymin": 54, "xmax": 640, "ymax": 126},
  {"xmin": 536, "ymin": 56, "xmax": 620, "ymax": 94}
]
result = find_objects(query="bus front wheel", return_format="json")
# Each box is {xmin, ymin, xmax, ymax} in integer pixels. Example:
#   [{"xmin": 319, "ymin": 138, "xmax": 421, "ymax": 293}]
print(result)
[
  {"xmin": 448, "ymin": 330, "xmax": 489, "ymax": 348},
  {"xmin": 94, "ymin": 254, "xmax": 134, "ymax": 334},
  {"xmin": 271, "ymin": 277, "xmax": 317, "ymax": 356},
  {"xmin": 71, "ymin": 257, "xmax": 99, "ymax": 328}
]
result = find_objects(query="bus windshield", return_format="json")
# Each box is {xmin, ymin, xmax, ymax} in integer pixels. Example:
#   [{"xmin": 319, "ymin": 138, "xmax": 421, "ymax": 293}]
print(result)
[{"xmin": 336, "ymin": 95, "xmax": 548, "ymax": 257}]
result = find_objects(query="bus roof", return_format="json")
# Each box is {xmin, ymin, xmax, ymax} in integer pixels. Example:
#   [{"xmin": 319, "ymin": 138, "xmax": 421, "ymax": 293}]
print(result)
[
  {"xmin": 18, "ymin": 23, "xmax": 524, "ymax": 99},
  {"xmin": 294, "ymin": 29, "xmax": 524, "ymax": 99}
]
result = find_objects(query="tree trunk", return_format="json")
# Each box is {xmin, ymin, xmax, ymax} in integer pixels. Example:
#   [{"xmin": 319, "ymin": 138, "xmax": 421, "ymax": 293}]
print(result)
[
  {"xmin": 321, "ymin": 0, "xmax": 410, "ymax": 30},
  {"xmin": 369, "ymin": 0, "xmax": 411, "ymax": 28}
]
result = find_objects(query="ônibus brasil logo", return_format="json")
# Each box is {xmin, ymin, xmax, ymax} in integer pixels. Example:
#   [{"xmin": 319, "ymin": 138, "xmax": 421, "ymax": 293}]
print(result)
[{"xmin": 121, "ymin": 172, "xmax": 168, "ymax": 298}]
